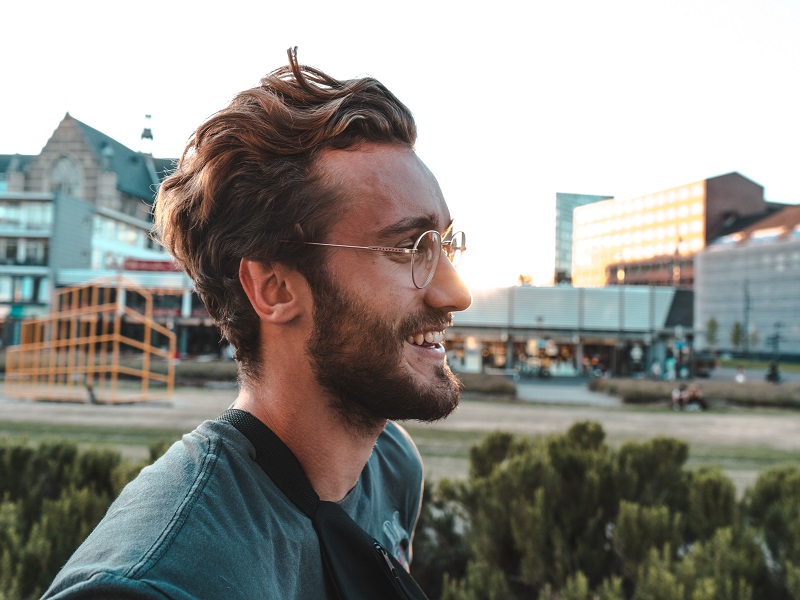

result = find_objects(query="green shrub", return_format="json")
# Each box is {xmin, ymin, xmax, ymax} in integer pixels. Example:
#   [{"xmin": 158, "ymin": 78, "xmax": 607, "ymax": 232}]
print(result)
[
  {"xmin": 0, "ymin": 439, "xmax": 143, "ymax": 599},
  {"xmin": 589, "ymin": 377, "xmax": 800, "ymax": 409},
  {"xmin": 456, "ymin": 373, "xmax": 517, "ymax": 397},
  {"xmin": 431, "ymin": 423, "xmax": 800, "ymax": 599},
  {"xmin": 743, "ymin": 464, "xmax": 800, "ymax": 581},
  {"xmin": 687, "ymin": 467, "xmax": 737, "ymax": 541},
  {"xmin": 7, "ymin": 424, "xmax": 800, "ymax": 599},
  {"xmin": 412, "ymin": 480, "xmax": 470, "ymax": 600},
  {"xmin": 674, "ymin": 527, "xmax": 760, "ymax": 600}
]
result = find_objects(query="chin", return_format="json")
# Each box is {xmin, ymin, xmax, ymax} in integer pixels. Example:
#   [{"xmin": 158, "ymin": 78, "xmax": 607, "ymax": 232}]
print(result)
[{"xmin": 402, "ymin": 363, "xmax": 462, "ymax": 423}]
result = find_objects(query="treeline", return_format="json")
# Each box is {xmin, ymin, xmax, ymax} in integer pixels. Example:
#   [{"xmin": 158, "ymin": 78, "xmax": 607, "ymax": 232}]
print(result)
[
  {"xmin": 2, "ymin": 424, "xmax": 800, "ymax": 599},
  {"xmin": 413, "ymin": 421, "xmax": 800, "ymax": 599}
]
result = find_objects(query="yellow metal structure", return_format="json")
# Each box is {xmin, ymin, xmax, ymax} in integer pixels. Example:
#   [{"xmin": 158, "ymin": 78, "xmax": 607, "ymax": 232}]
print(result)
[{"xmin": 4, "ymin": 277, "xmax": 176, "ymax": 403}]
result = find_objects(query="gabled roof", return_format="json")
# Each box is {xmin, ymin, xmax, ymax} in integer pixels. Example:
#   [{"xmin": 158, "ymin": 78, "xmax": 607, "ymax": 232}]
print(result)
[
  {"xmin": 151, "ymin": 156, "xmax": 177, "ymax": 181},
  {"xmin": 714, "ymin": 208, "xmax": 783, "ymax": 239},
  {"xmin": 70, "ymin": 115, "xmax": 176, "ymax": 204},
  {"xmin": 739, "ymin": 203, "xmax": 800, "ymax": 236}
]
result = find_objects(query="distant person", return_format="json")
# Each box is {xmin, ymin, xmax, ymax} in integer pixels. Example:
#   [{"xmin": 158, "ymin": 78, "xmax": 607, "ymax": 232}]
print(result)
[
  {"xmin": 650, "ymin": 360, "xmax": 662, "ymax": 380},
  {"xmin": 665, "ymin": 356, "xmax": 676, "ymax": 380},
  {"xmin": 685, "ymin": 383, "xmax": 707, "ymax": 411},
  {"xmin": 766, "ymin": 361, "xmax": 781, "ymax": 383},
  {"xmin": 44, "ymin": 48, "xmax": 471, "ymax": 599},
  {"xmin": 671, "ymin": 382, "xmax": 688, "ymax": 410},
  {"xmin": 735, "ymin": 366, "xmax": 746, "ymax": 383}
]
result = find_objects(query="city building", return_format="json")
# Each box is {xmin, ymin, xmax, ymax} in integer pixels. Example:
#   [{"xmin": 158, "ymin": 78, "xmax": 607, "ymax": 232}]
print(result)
[
  {"xmin": 6, "ymin": 117, "xmax": 792, "ymax": 369},
  {"xmin": 694, "ymin": 204, "xmax": 800, "ymax": 359},
  {"xmin": 572, "ymin": 172, "xmax": 775, "ymax": 288},
  {"xmin": 0, "ymin": 114, "xmax": 200, "ymax": 347},
  {"xmin": 554, "ymin": 192, "xmax": 612, "ymax": 283},
  {"xmin": 450, "ymin": 284, "xmax": 694, "ymax": 378}
]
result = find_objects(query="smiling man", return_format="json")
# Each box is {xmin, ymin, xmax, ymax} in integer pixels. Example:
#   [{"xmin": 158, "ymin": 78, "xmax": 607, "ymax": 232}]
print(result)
[{"xmin": 44, "ymin": 49, "xmax": 471, "ymax": 599}]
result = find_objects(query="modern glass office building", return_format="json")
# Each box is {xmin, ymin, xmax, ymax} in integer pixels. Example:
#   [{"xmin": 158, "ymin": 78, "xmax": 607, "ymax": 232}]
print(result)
[
  {"xmin": 572, "ymin": 173, "xmax": 769, "ymax": 288},
  {"xmin": 695, "ymin": 205, "xmax": 800, "ymax": 357},
  {"xmin": 554, "ymin": 193, "xmax": 612, "ymax": 283}
]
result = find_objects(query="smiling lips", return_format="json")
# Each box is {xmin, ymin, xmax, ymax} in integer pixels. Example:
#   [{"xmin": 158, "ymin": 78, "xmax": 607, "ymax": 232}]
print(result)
[{"xmin": 406, "ymin": 330, "xmax": 445, "ymax": 347}]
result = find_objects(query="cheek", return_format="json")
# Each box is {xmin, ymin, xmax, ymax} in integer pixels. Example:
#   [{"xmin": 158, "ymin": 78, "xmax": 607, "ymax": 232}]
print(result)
[{"xmin": 353, "ymin": 265, "xmax": 413, "ymax": 302}]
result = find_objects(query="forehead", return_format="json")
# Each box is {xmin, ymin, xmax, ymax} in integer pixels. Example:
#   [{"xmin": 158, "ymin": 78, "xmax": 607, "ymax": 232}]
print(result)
[{"xmin": 316, "ymin": 144, "xmax": 451, "ymax": 241}]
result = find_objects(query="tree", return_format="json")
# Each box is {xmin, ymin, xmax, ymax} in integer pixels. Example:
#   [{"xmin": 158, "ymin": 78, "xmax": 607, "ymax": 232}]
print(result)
[
  {"xmin": 730, "ymin": 321, "xmax": 744, "ymax": 350},
  {"xmin": 432, "ymin": 424, "xmax": 800, "ymax": 600},
  {"xmin": 705, "ymin": 318, "xmax": 719, "ymax": 348},
  {"xmin": 749, "ymin": 329, "xmax": 760, "ymax": 351}
]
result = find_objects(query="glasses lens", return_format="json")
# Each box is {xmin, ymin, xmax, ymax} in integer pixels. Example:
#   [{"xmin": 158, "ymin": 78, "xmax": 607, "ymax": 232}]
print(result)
[
  {"xmin": 447, "ymin": 231, "xmax": 466, "ymax": 267},
  {"xmin": 412, "ymin": 231, "xmax": 440, "ymax": 288}
]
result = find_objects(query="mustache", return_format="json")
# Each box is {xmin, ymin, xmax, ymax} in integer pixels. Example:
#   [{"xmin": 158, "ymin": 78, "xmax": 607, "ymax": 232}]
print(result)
[{"xmin": 399, "ymin": 308, "xmax": 453, "ymax": 336}]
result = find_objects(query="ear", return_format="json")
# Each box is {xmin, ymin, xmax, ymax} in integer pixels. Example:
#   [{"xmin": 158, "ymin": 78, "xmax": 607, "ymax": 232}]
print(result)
[{"xmin": 239, "ymin": 258, "xmax": 306, "ymax": 324}]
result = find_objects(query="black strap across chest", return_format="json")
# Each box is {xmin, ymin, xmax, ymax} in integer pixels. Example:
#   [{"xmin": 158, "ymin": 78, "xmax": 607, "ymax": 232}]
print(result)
[{"xmin": 217, "ymin": 409, "xmax": 428, "ymax": 600}]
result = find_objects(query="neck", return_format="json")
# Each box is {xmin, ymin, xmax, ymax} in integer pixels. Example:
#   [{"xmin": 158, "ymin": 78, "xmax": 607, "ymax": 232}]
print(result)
[{"xmin": 233, "ymin": 374, "xmax": 385, "ymax": 502}]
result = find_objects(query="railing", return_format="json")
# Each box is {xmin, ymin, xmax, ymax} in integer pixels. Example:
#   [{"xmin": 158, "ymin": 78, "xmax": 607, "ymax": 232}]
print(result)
[{"xmin": 3, "ymin": 277, "xmax": 176, "ymax": 403}]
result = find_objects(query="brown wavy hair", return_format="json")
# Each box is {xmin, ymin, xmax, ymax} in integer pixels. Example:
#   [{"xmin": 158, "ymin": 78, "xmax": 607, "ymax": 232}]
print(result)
[{"xmin": 153, "ymin": 48, "xmax": 417, "ymax": 378}]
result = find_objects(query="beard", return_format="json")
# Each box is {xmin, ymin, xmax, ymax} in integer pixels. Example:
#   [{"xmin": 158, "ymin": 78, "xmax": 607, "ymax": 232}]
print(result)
[{"xmin": 306, "ymin": 273, "xmax": 462, "ymax": 434}]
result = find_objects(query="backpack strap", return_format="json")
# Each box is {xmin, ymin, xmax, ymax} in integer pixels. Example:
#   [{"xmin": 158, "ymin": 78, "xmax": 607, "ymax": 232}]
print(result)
[
  {"xmin": 218, "ymin": 408, "xmax": 319, "ymax": 517},
  {"xmin": 217, "ymin": 408, "xmax": 429, "ymax": 600}
]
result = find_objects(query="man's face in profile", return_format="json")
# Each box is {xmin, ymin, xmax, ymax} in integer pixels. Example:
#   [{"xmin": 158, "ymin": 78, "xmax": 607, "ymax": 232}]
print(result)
[{"xmin": 305, "ymin": 144, "xmax": 472, "ymax": 431}]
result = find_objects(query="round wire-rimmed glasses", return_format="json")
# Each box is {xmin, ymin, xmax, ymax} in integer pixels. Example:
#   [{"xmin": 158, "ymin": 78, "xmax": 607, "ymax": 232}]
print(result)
[{"xmin": 295, "ymin": 230, "xmax": 466, "ymax": 289}]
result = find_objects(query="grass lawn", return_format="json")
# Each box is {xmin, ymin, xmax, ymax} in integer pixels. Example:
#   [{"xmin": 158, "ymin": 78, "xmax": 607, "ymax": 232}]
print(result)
[
  {"xmin": 2, "ymin": 401, "xmax": 798, "ymax": 496},
  {"xmin": 0, "ymin": 420, "xmax": 184, "ymax": 462}
]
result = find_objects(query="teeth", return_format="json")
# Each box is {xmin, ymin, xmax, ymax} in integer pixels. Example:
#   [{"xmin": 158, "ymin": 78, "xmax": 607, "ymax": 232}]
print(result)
[{"xmin": 407, "ymin": 330, "xmax": 445, "ymax": 346}]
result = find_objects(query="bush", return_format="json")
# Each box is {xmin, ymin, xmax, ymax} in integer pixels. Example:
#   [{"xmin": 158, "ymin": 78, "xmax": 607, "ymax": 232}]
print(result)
[
  {"xmin": 7, "ymin": 425, "xmax": 800, "ymax": 599},
  {"xmin": 589, "ymin": 377, "xmax": 800, "ymax": 409},
  {"xmin": 428, "ymin": 423, "xmax": 800, "ymax": 599},
  {"xmin": 455, "ymin": 373, "xmax": 517, "ymax": 397},
  {"xmin": 0, "ymin": 439, "xmax": 145, "ymax": 599}
]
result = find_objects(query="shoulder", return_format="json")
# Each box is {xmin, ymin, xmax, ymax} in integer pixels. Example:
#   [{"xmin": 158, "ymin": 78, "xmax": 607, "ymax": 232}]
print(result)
[
  {"xmin": 377, "ymin": 421, "xmax": 423, "ymax": 465},
  {"xmin": 45, "ymin": 419, "xmax": 319, "ymax": 598},
  {"xmin": 372, "ymin": 421, "xmax": 424, "ymax": 489}
]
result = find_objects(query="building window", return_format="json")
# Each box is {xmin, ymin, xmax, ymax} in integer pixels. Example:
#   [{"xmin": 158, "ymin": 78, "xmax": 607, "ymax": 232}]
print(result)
[
  {"xmin": 24, "ymin": 240, "xmax": 48, "ymax": 265},
  {"xmin": 4, "ymin": 240, "xmax": 18, "ymax": 263},
  {"xmin": 50, "ymin": 157, "xmax": 82, "ymax": 197},
  {"xmin": 0, "ymin": 277, "xmax": 10, "ymax": 301}
]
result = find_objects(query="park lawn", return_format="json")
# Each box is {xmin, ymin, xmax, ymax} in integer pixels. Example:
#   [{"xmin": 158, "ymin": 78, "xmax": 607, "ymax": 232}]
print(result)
[
  {"xmin": 3, "ymin": 410, "xmax": 798, "ymax": 497},
  {"xmin": 0, "ymin": 420, "xmax": 184, "ymax": 463}
]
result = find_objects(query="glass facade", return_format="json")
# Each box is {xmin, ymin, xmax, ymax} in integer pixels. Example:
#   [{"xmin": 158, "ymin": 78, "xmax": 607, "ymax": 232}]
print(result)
[
  {"xmin": 695, "ymin": 236, "xmax": 800, "ymax": 356},
  {"xmin": 554, "ymin": 193, "xmax": 612, "ymax": 282},
  {"xmin": 91, "ymin": 214, "xmax": 163, "ymax": 269},
  {"xmin": 0, "ymin": 200, "xmax": 53, "ymax": 230},
  {"xmin": 573, "ymin": 182, "xmax": 706, "ymax": 287}
]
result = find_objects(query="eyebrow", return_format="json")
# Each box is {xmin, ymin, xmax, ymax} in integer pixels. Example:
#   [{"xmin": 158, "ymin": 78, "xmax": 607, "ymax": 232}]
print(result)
[{"xmin": 376, "ymin": 215, "xmax": 454, "ymax": 238}]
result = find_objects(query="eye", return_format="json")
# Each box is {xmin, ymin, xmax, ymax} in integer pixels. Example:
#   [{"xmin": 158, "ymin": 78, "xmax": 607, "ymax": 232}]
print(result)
[{"xmin": 395, "ymin": 233, "xmax": 424, "ymax": 252}]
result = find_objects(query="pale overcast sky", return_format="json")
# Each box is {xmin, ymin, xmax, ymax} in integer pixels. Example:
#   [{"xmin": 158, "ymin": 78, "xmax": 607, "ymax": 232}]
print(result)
[{"xmin": 2, "ymin": 0, "xmax": 798, "ymax": 287}]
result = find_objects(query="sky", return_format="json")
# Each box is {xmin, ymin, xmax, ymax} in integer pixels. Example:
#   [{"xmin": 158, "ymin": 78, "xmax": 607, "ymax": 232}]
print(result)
[{"xmin": 2, "ymin": 0, "xmax": 799, "ymax": 289}]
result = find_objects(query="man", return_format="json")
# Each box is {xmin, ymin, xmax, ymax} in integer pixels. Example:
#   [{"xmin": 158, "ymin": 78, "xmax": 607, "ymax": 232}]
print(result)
[{"xmin": 44, "ymin": 48, "xmax": 471, "ymax": 598}]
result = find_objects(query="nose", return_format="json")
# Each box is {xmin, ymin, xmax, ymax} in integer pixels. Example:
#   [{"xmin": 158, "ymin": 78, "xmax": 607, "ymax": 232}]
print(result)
[{"xmin": 424, "ymin": 253, "xmax": 472, "ymax": 313}]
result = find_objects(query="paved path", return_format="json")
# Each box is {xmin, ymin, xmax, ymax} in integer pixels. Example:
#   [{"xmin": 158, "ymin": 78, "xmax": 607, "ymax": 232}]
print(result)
[
  {"xmin": 4, "ymin": 381, "xmax": 798, "ymax": 452},
  {"xmin": 0, "ymin": 385, "xmax": 237, "ymax": 431}
]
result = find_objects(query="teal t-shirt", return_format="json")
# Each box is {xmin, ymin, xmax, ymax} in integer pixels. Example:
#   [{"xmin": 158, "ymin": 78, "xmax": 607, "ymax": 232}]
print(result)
[{"xmin": 43, "ymin": 418, "xmax": 424, "ymax": 599}]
